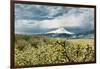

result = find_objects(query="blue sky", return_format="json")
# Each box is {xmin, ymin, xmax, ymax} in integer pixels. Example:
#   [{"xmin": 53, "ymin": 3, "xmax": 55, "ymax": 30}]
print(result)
[{"xmin": 15, "ymin": 3, "xmax": 94, "ymax": 34}]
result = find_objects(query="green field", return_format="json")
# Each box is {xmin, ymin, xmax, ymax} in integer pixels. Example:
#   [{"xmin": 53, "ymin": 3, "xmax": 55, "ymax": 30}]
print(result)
[{"xmin": 15, "ymin": 35, "xmax": 95, "ymax": 66}]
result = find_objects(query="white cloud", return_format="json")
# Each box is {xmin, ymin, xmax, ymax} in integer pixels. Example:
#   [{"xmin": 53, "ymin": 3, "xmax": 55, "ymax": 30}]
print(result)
[{"xmin": 38, "ymin": 8, "xmax": 94, "ymax": 29}]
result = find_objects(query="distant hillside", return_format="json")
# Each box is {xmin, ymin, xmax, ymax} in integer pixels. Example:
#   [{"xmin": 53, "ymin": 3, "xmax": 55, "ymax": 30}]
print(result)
[{"xmin": 15, "ymin": 27, "xmax": 94, "ymax": 39}]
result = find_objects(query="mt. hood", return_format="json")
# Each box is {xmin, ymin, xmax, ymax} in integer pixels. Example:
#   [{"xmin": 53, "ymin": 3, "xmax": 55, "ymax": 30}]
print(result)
[{"xmin": 47, "ymin": 27, "xmax": 74, "ymax": 34}]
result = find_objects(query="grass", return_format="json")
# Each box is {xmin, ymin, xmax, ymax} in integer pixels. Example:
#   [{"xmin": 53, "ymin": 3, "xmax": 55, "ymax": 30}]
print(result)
[{"xmin": 15, "ymin": 34, "xmax": 95, "ymax": 66}]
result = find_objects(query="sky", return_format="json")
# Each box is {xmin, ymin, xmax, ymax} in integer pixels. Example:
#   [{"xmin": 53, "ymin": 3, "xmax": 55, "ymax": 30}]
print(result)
[{"xmin": 15, "ymin": 3, "xmax": 94, "ymax": 35}]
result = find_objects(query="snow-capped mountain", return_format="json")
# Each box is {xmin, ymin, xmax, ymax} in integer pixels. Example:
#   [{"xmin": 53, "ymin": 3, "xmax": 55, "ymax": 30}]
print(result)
[
  {"xmin": 39, "ymin": 27, "xmax": 75, "ymax": 38},
  {"xmin": 47, "ymin": 27, "xmax": 74, "ymax": 34},
  {"xmin": 34, "ymin": 27, "xmax": 93, "ymax": 39}
]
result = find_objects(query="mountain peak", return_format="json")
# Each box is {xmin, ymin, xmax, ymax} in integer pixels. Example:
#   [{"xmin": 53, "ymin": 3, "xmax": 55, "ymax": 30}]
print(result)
[{"xmin": 47, "ymin": 27, "xmax": 74, "ymax": 34}]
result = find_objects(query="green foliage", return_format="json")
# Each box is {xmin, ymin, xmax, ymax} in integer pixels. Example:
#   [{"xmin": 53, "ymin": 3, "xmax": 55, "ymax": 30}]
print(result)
[{"xmin": 15, "ymin": 35, "xmax": 95, "ymax": 66}]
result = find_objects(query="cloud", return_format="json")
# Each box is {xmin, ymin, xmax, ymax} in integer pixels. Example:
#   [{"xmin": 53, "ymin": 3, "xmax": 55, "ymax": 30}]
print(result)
[
  {"xmin": 15, "ymin": 4, "xmax": 68, "ymax": 20},
  {"xmin": 15, "ymin": 4, "xmax": 94, "ymax": 34},
  {"xmin": 36, "ymin": 8, "xmax": 94, "ymax": 29}
]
